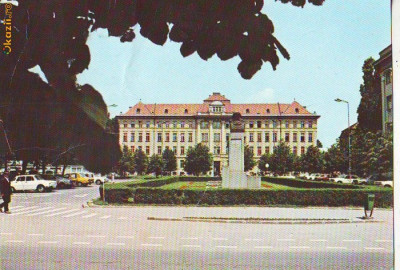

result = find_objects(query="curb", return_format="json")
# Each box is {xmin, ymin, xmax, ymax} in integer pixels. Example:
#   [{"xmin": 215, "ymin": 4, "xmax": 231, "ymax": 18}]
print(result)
[{"xmin": 147, "ymin": 217, "xmax": 384, "ymax": 225}]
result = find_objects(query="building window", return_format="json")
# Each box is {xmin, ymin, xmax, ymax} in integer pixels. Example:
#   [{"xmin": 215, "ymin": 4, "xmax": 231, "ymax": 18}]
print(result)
[
  {"xmin": 308, "ymin": 133, "xmax": 313, "ymax": 143},
  {"xmin": 138, "ymin": 146, "xmax": 142, "ymax": 151},
  {"xmin": 293, "ymin": 121, "xmax": 297, "ymax": 128},
  {"xmin": 138, "ymin": 133, "xmax": 142, "ymax": 142},
  {"xmin": 214, "ymin": 133, "xmax": 221, "ymax": 142},
  {"xmin": 157, "ymin": 133, "xmax": 162, "ymax": 142},
  {"xmin": 385, "ymin": 70, "xmax": 392, "ymax": 85},
  {"xmin": 201, "ymin": 133, "xmax": 209, "ymax": 142},
  {"xmin": 308, "ymin": 121, "xmax": 313, "ymax": 128},
  {"xmin": 131, "ymin": 146, "xmax": 135, "ymax": 152},
  {"xmin": 165, "ymin": 133, "xmax": 170, "ymax": 142},
  {"xmin": 257, "ymin": 133, "xmax": 262, "ymax": 142},
  {"xmin": 188, "ymin": 122, "xmax": 193, "ymax": 128},
  {"xmin": 165, "ymin": 121, "xmax": 170, "ymax": 128},
  {"xmin": 293, "ymin": 146, "xmax": 297, "ymax": 155},
  {"xmin": 136, "ymin": 108, "xmax": 140, "ymax": 114},
  {"xmin": 301, "ymin": 121, "xmax": 305, "ymax": 128},
  {"xmin": 249, "ymin": 146, "xmax": 254, "ymax": 154},
  {"xmin": 300, "ymin": 133, "xmax": 305, "ymax": 142},
  {"xmin": 173, "ymin": 121, "xmax": 177, "ymax": 128},
  {"xmin": 180, "ymin": 133, "xmax": 185, "ymax": 142},
  {"xmin": 295, "ymin": 108, "xmax": 299, "ymax": 114},
  {"xmin": 249, "ymin": 133, "xmax": 254, "ymax": 142},
  {"xmin": 273, "ymin": 132, "xmax": 277, "ymax": 142},
  {"xmin": 293, "ymin": 133, "xmax": 297, "ymax": 142},
  {"xmin": 164, "ymin": 109, "xmax": 169, "ymax": 114},
  {"xmin": 180, "ymin": 121, "xmax": 185, "ymax": 128},
  {"xmin": 213, "ymin": 121, "xmax": 221, "ymax": 129},
  {"xmin": 285, "ymin": 121, "xmax": 289, "ymax": 128},
  {"xmin": 265, "ymin": 133, "xmax": 270, "ymax": 142},
  {"xmin": 257, "ymin": 146, "xmax": 262, "ymax": 156},
  {"xmin": 265, "ymin": 146, "xmax": 270, "ymax": 154},
  {"xmin": 123, "ymin": 124, "xmax": 127, "ymax": 128},
  {"xmin": 257, "ymin": 121, "xmax": 262, "ymax": 128},
  {"xmin": 138, "ymin": 121, "xmax": 142, "ymax": 127},
  {"xmin": 145, "ymin": 146, "xmax": 150, "ymax": 155},
  {"xmin": 156, "ymin": 122, "xmax": 161, "ymax": 128},
  {"xmin": 131, "ymin": 122, "xmax": 135, "ymax": 128},
  {"xmin": 214, "ymin": 146, "xmax": 220, "ymax": 155},
  {"xmin": 123, "ymin": 133, "xmax": 127, "ymax": 142},
  {"xmin": 301, "ymin": 146, "xmax": 305, "ymax": 154},
  {"xmin": 266, "ymin": 109, "xmax": 270, "ymax": 114},
  {"xmin": 173, "ymin": 133, "xmax": 177, "ymax": 142},
  {"xmin": 285, "ymin": 133, "xmax": 289, "ymax": 142},
  {"xmin": 188, "ymin": 133, "xmax": 193, "ymax": 142},
  {"xmin": 145, "ymin": 133, "xmax": 149, "ymax": 142},
  {"xmin": 180, "ymin": 160, "xmax": 184, "ymax": 168},
  {"xmin": 272, "ymin": 120, "xmax": 277, "ymax": 128},
  {"xmin": 157, "ymin": 146, "xmax": 162, "ymax": 155},
  {"xmin": 146, "ymin": 121, "xmax": 150, "ymax": 128},
  {"xmin": 201, "ymin": 121, "xmax": 209, "ymax": 129},
  {"xmin": 249, "ymin": 121, "xmax": 254, "ymax": 128},
  {"xmin": 180, "ymin": 146, "xmax": 185, "ymax": 155},
  {"xmin": 184, "ymin": 109, "xmax": 188, "ymax": 114},
  {"xmin": 246, "ymin": 109, "xmax": 250, "ymax": 114},
  {"xmin": 226, "ymin": 134, "xmax": 230, "ymax": 142},
  {"xmin": 225, "ymin": 122, "xmax": 230, "ymax": 129},
  {"xmin": 173, "ymin": 146, "xmax": 177, "ymax": 155},
  {"xmin": 387, "ymin": 95, "xmax": 392, "ymax": 112},
  {"xmin": 130, "ymin": 133, "xmax": 135, "ymax": 142}
]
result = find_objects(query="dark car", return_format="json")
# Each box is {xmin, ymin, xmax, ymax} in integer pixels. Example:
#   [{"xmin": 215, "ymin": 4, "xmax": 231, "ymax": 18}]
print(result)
[{"xmin": 41, "ymin": 174, "xmax": 73, "ymax": 189}]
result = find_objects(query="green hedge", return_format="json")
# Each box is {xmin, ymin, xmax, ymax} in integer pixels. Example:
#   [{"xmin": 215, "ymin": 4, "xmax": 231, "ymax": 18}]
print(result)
[
  {"xmin": 177, "ymin": 176, "xmax": 221, "ymax": 182},
  {"xmin": 262, "ymin": 177, "xmax": 360, "ymax": 189}
]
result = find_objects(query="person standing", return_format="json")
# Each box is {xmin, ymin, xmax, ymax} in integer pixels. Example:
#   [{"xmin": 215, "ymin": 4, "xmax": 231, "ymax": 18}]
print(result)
[{"xmin": 0, "ymin": 171, "xmax": 12, "ymax": 214}]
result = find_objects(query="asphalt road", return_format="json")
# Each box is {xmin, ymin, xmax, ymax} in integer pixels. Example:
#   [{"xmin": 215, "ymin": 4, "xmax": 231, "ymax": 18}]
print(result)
[{"xmin": 0, "ymin": 183, "xmax": 394, "ymax": 269}]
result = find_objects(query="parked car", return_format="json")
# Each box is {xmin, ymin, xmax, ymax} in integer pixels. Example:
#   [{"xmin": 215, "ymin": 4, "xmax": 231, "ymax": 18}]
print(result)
[
  {"xmin": 11, "ymin": 175, "xmax": 57, "ymax": 192},
  {"xmin": 330, "ymin": 174, "xmax": 366, "ymax": 184},
  {"xmin": 315, "ymin": 174, "xmax": 330, "ymax": 182},
  {"xmin": 64, "ymin": 173, "xmax": 91, "ymax": 187},
  {"xmin": 368, "ymin": 172, "xmax": 393, "ymax": 188},
  {"xmin": 41, "ymin": 174, "xmax": 73, "ymax": 189},
  {"xmin": 93, "ymin": 175, "xmax": 110, "ymax": 185}
]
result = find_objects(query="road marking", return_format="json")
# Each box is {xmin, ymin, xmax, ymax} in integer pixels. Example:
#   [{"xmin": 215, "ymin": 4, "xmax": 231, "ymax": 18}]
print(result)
[
  {"xmin": 245, "ymin": 238, "xmax": 262, "ymax": 241},
  {"xmin": 216, "ymin": 246, "xmax": 237, "ymax": 249},
  {"xmin": 73, "ymin": 194, "xmax": 88, "ymax": 198},
  {"xmin": 212, "ymin": 238, "xmax": 228, "ymax": 241},
  {"xmin": 99, "ymin": 215, "xmax": 111, "ymax": 219},
  {"xmin": 180, "ymin": 237, "xmax": 199, "ymax": 240},
  {"xmin": 87, "ymin": 235, "xmax": 106, "ymax": 238},
  {"xmin": 28, "ymin": 208, "xmax": 67, "ymax": 216},
  {"xmin": 61, "ymin": 203, "xmax": 71, "ymax": 206},
  {"xmin": 309, "ymin": 239, "xmax": 327, "ymax": 242},
  {"xmin": 8, "ymin": 205, "xmax": 24, "ymax": 210},
  {"xmin": 73, "ymin": 242, "xmax": 90, "ymax": 245},
  {"xmin": 149, "ymin": 236, "xmax": 165, "ymax": 239},
  {"xmin": 56, "ymin": 234, "xmax": 73, "ymax": 237},
  {"xmin": 290, "ymin": 246, "xmax": 311, "ymax": 249},
  {"xmin": 375, "ymin": 240, "xmax": 393, "ymax": 243},
  {"xmin": 82, "ymin": 213, "xmax": 98, "ymax": 219},
  {"xmin": 141, "ymin": 244, "xmax": 162, "ymax": 247},
  {"xmin": 63, "ymin": 210, "xmax": 87, "ymax": 218},
  {"xmin": 254, "ymin": 246, "xmax": 273, "ymax": 249},
  {"xmin": 182, "ymin": 245, "xmax": 201, "ymax": 248},
  {"xmin": 45, "ymin": 209, "xmax": 81, "ymax": 217},
  {"xmin": 38, "ymin": 241, "xmax": 58, "ymax": 244},
  {"xmin": 12, "ymin": 207, "xmax": 53, "ymax": 216},
  {"xmin": 10, "ymin": 206, "xmax": 40, "ymax": 213},
  {"xmin": 365, "ymin": 247, "xmax": 385, "ymax": 250},
  {"xmin": 277, "ymin": 239, "xmax": 295, "ymax": 241},
  {"xmin": 27, "ymin": 233, "xmax": 43, "ymax": 236},
  {"xmin": 5, "ymin": 240, "xmax": 24, "ymax": 243},
  {"xmin": 117, "ymin": 236, "xmax": 134, "ymax": 239},
  {"xmin": 107, "ymin": 242, "xmax": 125, "ymax": 246},
  {"xmin": 326, "ymin": 246, "xmax": 347, "ymax": 250},
  {"xmin": 118, "ymin": 217, "xmax": 128, "ymax": 220},
  {"xmin": 0, "ymin": 232, "xmax": 13, "ymax": 235},
  {"xmin": 342, "ymin": 239, "xmax": 361, "ymax": 242}
]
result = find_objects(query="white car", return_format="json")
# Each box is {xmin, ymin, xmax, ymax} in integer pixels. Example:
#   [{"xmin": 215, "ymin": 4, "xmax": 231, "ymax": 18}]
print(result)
[
  {"xmin": 11, "ymin": 175, "xmax": 57, "ymax": 192},
  {"xmin": 93, "ymin": 175, "xmax": 110, "ymax": 185},
  {"xmin": 374, "ymin": 180, "xmax": 393, "ymax": 188},
  {"xmin": 330, "ymin": 174, "xmax": 366, "ymax": 184}
]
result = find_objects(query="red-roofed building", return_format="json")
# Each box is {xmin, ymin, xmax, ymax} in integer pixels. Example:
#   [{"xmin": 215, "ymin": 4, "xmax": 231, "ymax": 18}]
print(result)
[{"xmin": 117, "ymin": 92, "xmax": 320, "ymax": 175}]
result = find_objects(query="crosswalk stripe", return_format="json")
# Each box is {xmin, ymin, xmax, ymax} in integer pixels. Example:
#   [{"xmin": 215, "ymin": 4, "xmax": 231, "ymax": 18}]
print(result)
[
  {"xmin": 10, "ymin": 206, "xmax": 40, "ymax": 213},
  {"xmin": 63, "ymin": 211, "xmax": 87, "ymax": 218},
  {"xmin": 73, "ymin": 194, "xmax": 88, "ymax": 198},
  {"xmin": 45, "ymin": 209, "xmax": 81, "ymax": 217},
  {"xmin": 9, "ymin": 205, "xmax": 24, "ymax": 210},
  {"xmin": 27, "ymin": 208, "xmax": 67, "ymax": 216},
  {"xmin": 12, "ymin": 207, "xmax": 53, "ymax": 216},
  {"xmin": 100, "ymin": 215, "xmax": 111, "ymax": 219},
  {"xmin": 82, "ymin": 213, "xmax": 98, "ymax": 219}
]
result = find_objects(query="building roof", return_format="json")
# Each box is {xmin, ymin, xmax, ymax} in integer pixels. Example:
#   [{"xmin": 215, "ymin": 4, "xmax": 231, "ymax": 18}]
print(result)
[{"xmin": 119, "ymin": 93, "xmax": 317, "ymax": 118}]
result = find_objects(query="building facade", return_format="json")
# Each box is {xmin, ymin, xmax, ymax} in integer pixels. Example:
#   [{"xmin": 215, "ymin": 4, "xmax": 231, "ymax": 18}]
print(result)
[
  {"xmin": 374, "ymin": 45, "xmax": 392, "ymax": 133},
  {"xmin": 117, "ymin": 93, "xmax": 320, "ymax": 175}
]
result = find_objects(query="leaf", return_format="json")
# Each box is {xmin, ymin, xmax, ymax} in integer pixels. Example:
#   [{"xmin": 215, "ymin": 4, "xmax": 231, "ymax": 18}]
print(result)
[
  {"xmin": 120, "ymin": 29, "xmax": 136, "ymax": 42},
  {"xmin": 237, "ymin": 59, "xmax": 262, "ymax": 79},
  {"xmin": 273, "ymin": 37, "xmax": 290, "ymax": 60},
  {"xmin": 180, "ymin": 40, "xmax": 197, "ymax": 57},
  {"xmin": 169, "ymin": 25, "xmax": 189, "ymax": 42}
]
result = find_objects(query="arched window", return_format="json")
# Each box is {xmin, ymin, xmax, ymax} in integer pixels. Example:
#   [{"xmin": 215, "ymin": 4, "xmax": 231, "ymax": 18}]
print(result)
[
  {"xmin": 164, "ymin": 109, "xmax": 169, "ymax": 114},
  {"xmin": 295, "ymin": 108, "xmax": 299, "ymax": 114},
  {"xmin": 266, "ymin": 109, "xmax": 270, "ymax": 114},
  {"xmin": 136, "ymin": 108, "xmax": 140, "ymax": 114},
  {"xmin": 184, "ymin": 109, "xmax": 188, "ymax": 114},
  {"xmin": 246, "ymin": 109, "xmax": 250, "ymax": 114}
]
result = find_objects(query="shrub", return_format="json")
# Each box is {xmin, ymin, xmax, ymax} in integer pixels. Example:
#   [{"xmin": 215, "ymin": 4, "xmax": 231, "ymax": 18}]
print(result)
[{"xmin": 262, "ymin": 177, "xmax": 360, "ymax": 189}]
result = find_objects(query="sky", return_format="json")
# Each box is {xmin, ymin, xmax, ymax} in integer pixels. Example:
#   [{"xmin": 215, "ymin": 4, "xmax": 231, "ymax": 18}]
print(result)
[{"xmin": 73, "ymin": 0, "xmax": 391, "ymax": 148}]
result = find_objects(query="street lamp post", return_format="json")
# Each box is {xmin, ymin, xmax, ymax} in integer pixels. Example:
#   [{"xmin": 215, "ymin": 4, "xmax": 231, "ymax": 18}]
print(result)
[{"xmin": 335, "ymin": 98, "xmax": 351, "ymax": 176}]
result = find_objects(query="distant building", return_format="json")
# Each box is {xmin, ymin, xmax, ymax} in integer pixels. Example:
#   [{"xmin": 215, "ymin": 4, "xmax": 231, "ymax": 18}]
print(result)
[
  {"xmin": 117, "ymin": 92, "xmax": 320, "ymax": 175},
  {"xmin": 374, "ymin": 45, "xmax": 392, "ymax": 133}
]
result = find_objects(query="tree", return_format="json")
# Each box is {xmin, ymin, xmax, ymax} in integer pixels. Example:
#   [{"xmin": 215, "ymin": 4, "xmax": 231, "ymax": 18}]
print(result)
[
  {"xmin": 268, "ymin": 143, "xmax": 294, "ymax": 174},
  {"xmin": 184, "ymin": 144, "xmax": 213, "ymax": 176},
  {"xmin": 244, "ymin": 145, "xmax": 256, "ymax": 172},
  {"xmin": 162, "ymin": 148, "xmax": 177, "ymax": 174},
  {"xmin": 316, "ymin": 139, "xmax": 323, "ymax": 148},
  {"xmin": 258, "ymin": 153, "xmax": 270, "ymax": 174},
  {"xmin": 323, "ymin": 142, "xmax": 347, "ymax": 174},
  {"xmin": 147, "ymin": 154, "xmax": 164, "ymax": 177},
  {"xmin": 134, "ymin": 149, "xmax": 148, "ymax": 175},
  {"xmin": 357, "ymin": 58, "xmax": 382, "ymax": 132},
  {"xmin": 117, "ymin": 145, "xmax": 135, "ymax": 176},
  {"xmin": 301, "ymin": 146, "xmax": 323, "ymax": 173}
]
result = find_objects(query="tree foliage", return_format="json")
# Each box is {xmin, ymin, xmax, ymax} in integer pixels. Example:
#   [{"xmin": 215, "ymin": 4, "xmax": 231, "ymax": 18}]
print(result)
[
  {"xmin": 244, "ymin": 145, "xmax": 256, "ymax": 172},
  {"xmin": 301, "ymin": 146, "xmax": 323, "ymax": 173},
  {"xmin": 134, "ymin": 149, "xmax": 148, "ymax": 175},
  {"xmin": 267, "ymin": 143, "xmax": 294, "ymax": 174},
  {"xmin": 162, "ymin": 148, "xmax": 177, "ymax": 174},
  {"xmin": 117, "ymin": 145, "xmax": 135, "ymax": 175},
  {"xmin": 184, "ymin": 144, "xmax": 213, "ymax": 176},
  {"xmin": 322, "ymin": 142, "xmax": 346, "ymax": 174},
  {"xmin": 147, "ymin": 154, "xmax": 164, "ymax": 177},
  {"xmin": 258, "ymin": 152, "xmax": 270, "ymax": 173}
]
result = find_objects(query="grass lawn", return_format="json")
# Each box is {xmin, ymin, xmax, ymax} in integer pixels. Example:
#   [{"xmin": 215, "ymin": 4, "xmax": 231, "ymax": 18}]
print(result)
[{"xmin": 159, "ymin": 181, "xmax": 295, "ymax": 190}]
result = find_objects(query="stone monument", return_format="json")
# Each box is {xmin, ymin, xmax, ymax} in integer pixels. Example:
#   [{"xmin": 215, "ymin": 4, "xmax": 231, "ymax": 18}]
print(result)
[{"xmin": 222, "ymin": 113, "xmax": 261, "ymax": 189}]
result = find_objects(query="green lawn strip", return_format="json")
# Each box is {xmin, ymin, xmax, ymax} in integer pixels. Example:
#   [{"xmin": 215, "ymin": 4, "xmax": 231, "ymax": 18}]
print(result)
[{"xmin": 182, "ymin": 217, "xmax": 349, "ymax": 221}]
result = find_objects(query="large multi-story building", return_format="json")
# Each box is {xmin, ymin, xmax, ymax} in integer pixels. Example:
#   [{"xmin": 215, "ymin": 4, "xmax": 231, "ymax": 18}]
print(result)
[
  {"xmin": 374, "ymin": 45, "xmax": 392, "ymax": 133},
  {"xmin": 117, "ymin": 92, "xmax": 320, "ymax": 175}
]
